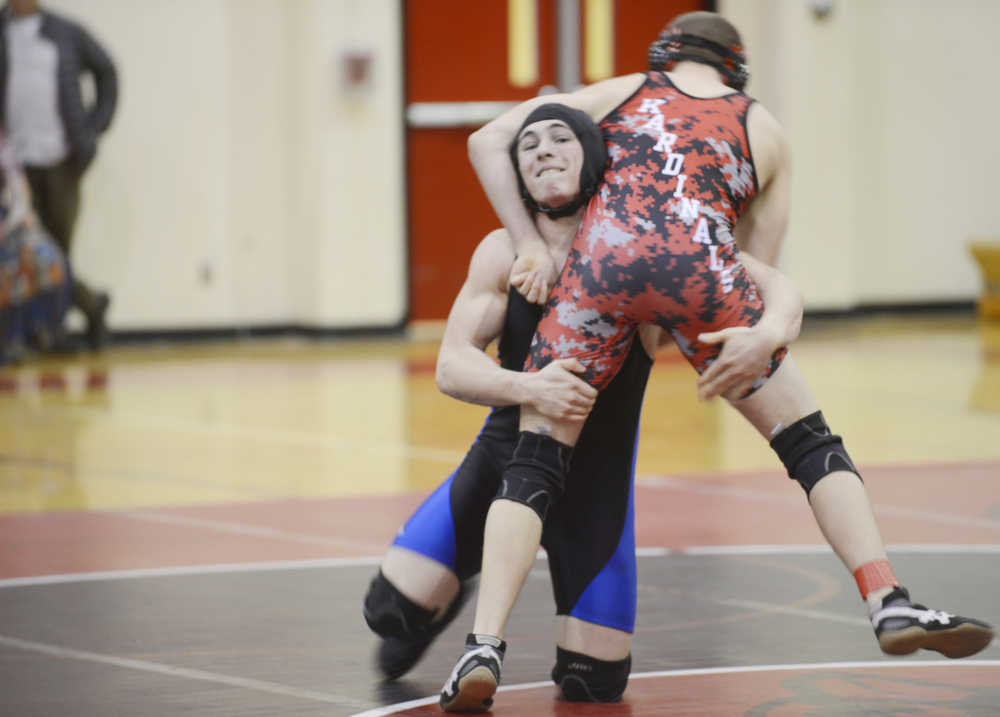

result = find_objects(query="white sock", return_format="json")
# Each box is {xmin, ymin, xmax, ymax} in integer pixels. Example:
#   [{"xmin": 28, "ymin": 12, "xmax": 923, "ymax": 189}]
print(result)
[{"xmin": 865, "ymin": 585, "xmax": 896, "ymax": 614}]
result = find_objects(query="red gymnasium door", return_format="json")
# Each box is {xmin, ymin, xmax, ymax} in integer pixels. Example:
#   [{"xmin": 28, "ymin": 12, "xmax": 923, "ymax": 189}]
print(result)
[{"xmin": 405, "ymin": 0, "xmax": 705, "ymax": 322}]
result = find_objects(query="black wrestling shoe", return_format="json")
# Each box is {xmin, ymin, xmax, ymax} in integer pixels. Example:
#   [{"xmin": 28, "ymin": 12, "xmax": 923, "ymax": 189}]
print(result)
[
  {"xmin": 871, "ymin": 586, "xmax": 994, "ymax": 658},
  {"xmin": 440, "ymin": 634, "xmax": 505, "ymax": 713},
  {"xmin": 377, "ymin": 635, "xmax": 432, "ymax": 681},
  {"xmin": 375, "ymin": 581, "xmax": 471, "ymax": 680}
]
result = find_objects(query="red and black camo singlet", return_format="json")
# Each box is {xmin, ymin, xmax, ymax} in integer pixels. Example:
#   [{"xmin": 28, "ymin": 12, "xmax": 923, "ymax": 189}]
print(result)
[{"xmin": 526, "ymin": 72, "xmax": 786, "ymax": 391}]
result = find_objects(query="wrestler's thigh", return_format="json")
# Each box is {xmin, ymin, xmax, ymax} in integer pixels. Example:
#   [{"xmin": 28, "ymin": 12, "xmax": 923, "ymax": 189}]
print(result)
[
  {"xmin": 543, "ymin": 468, "xmax": 636, "ymax": 640},
  {"xmin": 382, "ymin": 547, "xmax": 460, "ymax": 609},
  {"xmin": 392, "ymin": 442, "xmax": 504, "ymax": 579},
  {"xmin": 554, "ymin": 616, "xmax": 631, "ymax": 661},
  {"xmin": 728, "ymin": 354, "xmax": 820, "ymax": 438},
  {"xmin": 666, "ymin": 286, "xmax": 769, "ymax": 376},
  {"xmin": 525, "ymin": 256, "xmax": 640, "ymax": 389}
]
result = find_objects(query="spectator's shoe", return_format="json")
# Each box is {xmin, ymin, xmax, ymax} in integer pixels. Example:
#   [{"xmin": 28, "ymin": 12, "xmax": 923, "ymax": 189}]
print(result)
[
  {"xmin": 871, "ymin": 586, "xmax": 994, "ymax": 658},
  {"xmin": 86, "ymin": 292, "xmax": 111, "ymax": 351},
  {"xmin": 0, "ymin": 336, "xmax": 27, "ymax": 365},
  {"xmin": 440, "ymin": 634, "xmax": 505, "ymax": 713},
  {"xmin": 376, "ymin": 582, "xmax": 472, "ymax": 680},
  {"xmin": 34, "ymin": 325, "xmax": 81, "ymax": 355}
]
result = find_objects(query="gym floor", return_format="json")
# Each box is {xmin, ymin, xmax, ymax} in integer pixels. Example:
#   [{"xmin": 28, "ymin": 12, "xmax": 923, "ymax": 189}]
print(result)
[{"xmin": 1, "ymin": 312, "xmax": 998, "ymax": 716}]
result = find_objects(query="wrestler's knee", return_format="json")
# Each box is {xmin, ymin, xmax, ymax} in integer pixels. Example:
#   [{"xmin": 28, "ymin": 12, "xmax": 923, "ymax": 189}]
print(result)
[
  {"xmin": 551, "ymin": 646, "xmax": 631, "ymax": 702},
  {"xmin": 496, "ymin": 432, "xmax": 573, "ymax": 521},
  {"xmin": 769, "ymin": 410, "xmax": 861, "ymax": 495},
  {"xmin": 362, "ymin": 569, "xmax": 436, "ymax": 641}
]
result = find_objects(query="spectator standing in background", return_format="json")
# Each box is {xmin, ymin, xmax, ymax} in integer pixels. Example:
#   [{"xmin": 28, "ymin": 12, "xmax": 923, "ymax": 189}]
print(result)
[{"xmin": 0, "ymin": 0, "xmax": 116, "ymax": 351}]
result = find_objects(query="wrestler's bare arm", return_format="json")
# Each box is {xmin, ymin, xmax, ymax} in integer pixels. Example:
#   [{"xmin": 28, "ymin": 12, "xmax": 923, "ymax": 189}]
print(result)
[
  {"xmin": 467, "ymin": 74, "xmax": 645, "ymax": 303},
  {"xmin": 695, "ymin": 252, "xmax": 803, "ymax": 400},
  {"xmin": 436, "ymin": 231, "xmax": 596, "ymax": 420},
  {"xmin": 734, "ymin": 102, "xmax": 790, "ymax": 266},
  {"xmin": 740, "ymin": 252, "xmax": 803, "ymax": 347},
  {"xmin": 435, "ymin": 230, "xmax": 514, "ymax": 404}
]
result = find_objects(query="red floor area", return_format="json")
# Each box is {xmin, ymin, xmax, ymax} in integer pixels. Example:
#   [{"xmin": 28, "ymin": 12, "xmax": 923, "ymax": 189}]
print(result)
[{"xmin": 3, "ymin": 460, "xmax": 997, "ymax": 581}]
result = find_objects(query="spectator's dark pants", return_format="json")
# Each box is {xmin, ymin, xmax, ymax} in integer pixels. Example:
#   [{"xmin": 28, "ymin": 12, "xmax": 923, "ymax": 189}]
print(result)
[{"xmin": 24, "ymin": 160, "xmax": 103, "ymax": 317}]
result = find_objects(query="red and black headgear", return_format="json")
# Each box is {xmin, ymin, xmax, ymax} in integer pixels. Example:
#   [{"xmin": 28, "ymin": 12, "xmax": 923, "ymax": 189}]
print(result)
[{"xmin": 647, "ymin": 11, "xmax": 749, "ymax": 91}]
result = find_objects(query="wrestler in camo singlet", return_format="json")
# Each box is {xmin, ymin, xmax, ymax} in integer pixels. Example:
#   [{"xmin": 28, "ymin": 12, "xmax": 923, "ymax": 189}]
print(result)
[{"xmin": 526, "ymin": 72, "xmax": 786, "ymax": 391}]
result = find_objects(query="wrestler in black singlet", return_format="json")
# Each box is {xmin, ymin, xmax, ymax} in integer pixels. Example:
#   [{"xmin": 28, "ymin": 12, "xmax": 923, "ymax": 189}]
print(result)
[{"xmin": 393, "ymin": 285, "xmax": 652, "ymax": 631}]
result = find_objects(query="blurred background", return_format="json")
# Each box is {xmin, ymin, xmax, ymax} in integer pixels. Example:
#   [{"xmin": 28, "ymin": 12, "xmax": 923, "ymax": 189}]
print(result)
[
  {"xmin": 1, "ymin": 5, "xmax": 999, "ymax": 714},
  {"xmin": 38, "ymin": 0, "xmax": 1000, "ymax": 336},
  {"xmin": 3, "ymin": 0, "xmax": 999, "ymax": 504}
]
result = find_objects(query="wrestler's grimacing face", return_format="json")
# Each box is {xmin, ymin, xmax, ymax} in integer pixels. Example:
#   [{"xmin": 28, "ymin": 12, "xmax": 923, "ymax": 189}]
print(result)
[{"xmin": 516, "ymin": 120, "xmax": 583, "ymax": 208}]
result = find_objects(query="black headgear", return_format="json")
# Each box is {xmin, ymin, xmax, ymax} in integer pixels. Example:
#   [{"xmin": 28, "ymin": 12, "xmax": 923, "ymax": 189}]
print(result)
[
  {"xmin": 647, "ymin": 12, "xmax": 749, "ymax": 91},
  {"xmin": 508, "ymin": 103, "xmax": 607, "ymax": 219}
]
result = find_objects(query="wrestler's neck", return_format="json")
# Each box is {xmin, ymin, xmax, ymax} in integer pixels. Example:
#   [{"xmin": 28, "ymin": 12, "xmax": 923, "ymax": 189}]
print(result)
[
  {"xmin": 535, "ymin": 209, "xmax": 582, "ymax": 262},
  {"xmin": 667, "ymin": 61, "xmax": 733, "ymax": 98}
]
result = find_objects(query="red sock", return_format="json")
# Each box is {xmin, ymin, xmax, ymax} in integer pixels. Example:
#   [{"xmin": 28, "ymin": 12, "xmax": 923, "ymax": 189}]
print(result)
[{"xmin": 853, "ymin": 559, "xmax": 898, "ymax": 599}]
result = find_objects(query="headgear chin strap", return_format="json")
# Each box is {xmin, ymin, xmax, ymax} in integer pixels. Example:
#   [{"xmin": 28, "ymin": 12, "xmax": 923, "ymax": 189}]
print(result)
[{"xmin": 648, "ymin": 29, "xmax": 749, "ymax": 91}]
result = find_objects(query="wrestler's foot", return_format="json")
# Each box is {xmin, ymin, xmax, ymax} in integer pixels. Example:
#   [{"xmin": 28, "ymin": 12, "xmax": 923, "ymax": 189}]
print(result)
[
  {"xmin": 872, "ymin": 587, "xmax": 994, "ymax": 658},
  {"xmin": 440, "ymin": 634, "xmax": 505, "ymax": 713},
  {"xmin": 376, "ymin": 583, "xmax": 472, "ymax": 680},
  {"xmin": 377, "ymin": 635, "xmax": 432, "ymax": 682}
]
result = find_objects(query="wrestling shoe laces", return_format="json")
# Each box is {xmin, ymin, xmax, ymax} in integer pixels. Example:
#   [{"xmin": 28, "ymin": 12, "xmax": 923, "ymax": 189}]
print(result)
[
  {"xmin": 871, "ymin": 586, "xmax": 994, "ymax": 658},
  {"xmin": 440, "ymin": 633, "xmax": 506, "ymax": 713}
]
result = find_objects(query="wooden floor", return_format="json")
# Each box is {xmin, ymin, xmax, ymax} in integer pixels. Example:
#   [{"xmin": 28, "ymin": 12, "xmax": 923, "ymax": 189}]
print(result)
[{"xmin": 1, "ymin": 312, "xmax": 999, "ymax": 716}]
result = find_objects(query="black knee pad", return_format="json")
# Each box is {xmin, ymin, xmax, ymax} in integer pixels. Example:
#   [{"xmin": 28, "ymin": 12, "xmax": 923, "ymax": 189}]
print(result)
[
  {"xmin": 363, "ymin": 570, "xmax": 473, "ymax": 642},
  {"xmin": 769, "ymin": 410, "xmax": 861, "ymax": 495},
  {"xmin": 496, "ymin": 432, "xmax": 573, "ymax": 521},
  {"xmin": 362, "ymin": 570, "xmax": 437, "ymax": 641},
  {"xmin": 551, "ymin": 647, "xmax": 630, "ymax": 702}
]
